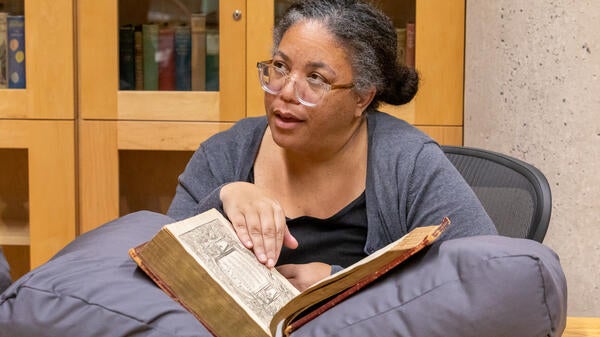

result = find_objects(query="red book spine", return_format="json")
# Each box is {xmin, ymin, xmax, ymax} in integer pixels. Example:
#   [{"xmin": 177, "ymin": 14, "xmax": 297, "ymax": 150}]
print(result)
[{"xmin": 158, "ymin": 26, "xmax": 176, "ymax": 91}]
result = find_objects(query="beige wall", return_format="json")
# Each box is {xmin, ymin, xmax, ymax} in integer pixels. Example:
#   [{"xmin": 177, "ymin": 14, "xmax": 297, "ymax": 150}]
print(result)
[{"xmin": 464, "ymin": 1, "xmax": 600, "ymax": 316}]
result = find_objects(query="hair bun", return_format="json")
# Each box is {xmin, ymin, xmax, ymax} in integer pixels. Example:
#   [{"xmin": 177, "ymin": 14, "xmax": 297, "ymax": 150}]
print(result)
[{"xmin": 379, "ymin": 65, "xmax": 419, "ymax": 106}]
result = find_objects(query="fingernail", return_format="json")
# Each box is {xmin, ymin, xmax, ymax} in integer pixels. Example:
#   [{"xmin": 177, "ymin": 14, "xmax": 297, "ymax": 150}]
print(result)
[
  {"xmin": 258, "ymin": 254, "xmax": 267, "ymax": 262},
  {"xmin": 267, "ymin": 259, "xmax": 275, "ymax": 268},
  {"xmin": 245, "ymin": 240, "xmax": 253, "ymax": 248}
]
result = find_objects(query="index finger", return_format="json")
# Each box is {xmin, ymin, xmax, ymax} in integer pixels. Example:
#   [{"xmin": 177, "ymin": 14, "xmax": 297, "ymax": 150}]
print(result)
[{"xmin": 257, "ymin": 204, "xmax": 284, "ymax": 268}]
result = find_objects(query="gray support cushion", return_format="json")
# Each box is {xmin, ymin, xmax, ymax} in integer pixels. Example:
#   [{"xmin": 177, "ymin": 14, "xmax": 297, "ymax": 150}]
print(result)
[
  {"xmin": 0, "ymin": 212, "xmax": 567, "ymax": 337},
  {"xmin": 293, "ymin": 236, "xmax": 567, "ymax": 337},
  {"xmin": 0, "ymin": 247, "xmax": 10, "ymax": 294},
  {"xmin": 0, "ymin": 211, "xmax": 210, "ymax": 337}
]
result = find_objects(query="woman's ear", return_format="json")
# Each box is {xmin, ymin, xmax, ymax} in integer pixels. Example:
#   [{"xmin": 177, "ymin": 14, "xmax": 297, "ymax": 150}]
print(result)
[{"xmin": 354, "ymin": 86, "xmax": 376, "ymax": 117}]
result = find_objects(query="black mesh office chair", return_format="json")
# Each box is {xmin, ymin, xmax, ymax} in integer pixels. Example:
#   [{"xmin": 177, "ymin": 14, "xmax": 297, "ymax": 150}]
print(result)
[
  {"xmin": 0, "ymin": 247, "xmax": 11, "ymax": 293},
  {"xmin": 441, "ymin": 146, "xmax": 552, "ymax": 243}
]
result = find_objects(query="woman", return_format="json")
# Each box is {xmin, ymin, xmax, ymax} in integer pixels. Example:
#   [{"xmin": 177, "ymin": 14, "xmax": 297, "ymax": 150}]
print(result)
[{"xmin": 168, "ymin": 0, "xmax": 497, "ymax": 291}]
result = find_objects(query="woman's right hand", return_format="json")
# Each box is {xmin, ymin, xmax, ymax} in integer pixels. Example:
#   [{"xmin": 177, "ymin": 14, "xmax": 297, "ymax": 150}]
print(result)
[{"xmin": 220, "ymin": 182, "xmax": 298, "ymax": 268}]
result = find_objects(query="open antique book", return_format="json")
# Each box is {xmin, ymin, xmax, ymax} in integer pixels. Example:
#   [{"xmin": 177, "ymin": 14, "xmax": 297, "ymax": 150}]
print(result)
[{"xmin": 129, "ymin": 208, "xmax": 449, "ymax": 337}]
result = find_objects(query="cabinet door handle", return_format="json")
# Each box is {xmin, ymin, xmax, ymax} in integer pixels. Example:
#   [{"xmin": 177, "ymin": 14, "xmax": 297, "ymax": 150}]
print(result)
[{"xmin": 232, "ymin": 9, "xmax": 242, "ymax": 21}]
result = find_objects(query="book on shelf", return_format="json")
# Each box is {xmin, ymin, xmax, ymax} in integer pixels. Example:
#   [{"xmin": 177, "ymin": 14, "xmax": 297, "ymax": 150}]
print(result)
[
  {"xmin": 134, "ymin": 25, "xmax": 144, "ymax": 90},
  {"xmin": 119, "ymin": 25, "xmax": 136, "ymax": 90},
  {"xmin": 158, "ymin": 24, "xmax": 176, "ymax": 91},
  {"xmin": 405, "ymin": 22, "xmax": 416, "ymax": 68},
  {"xmin": 395, "ymin": 27, "xmax": 406, "ymax": 66},
  {"xmin": 205, "ymin": 28, "xmax": 219, "ymax": 91},
  {"xmin": 142, "ymin": 23, "xmax": 159, "ymax": 90},
  {"xmin": 0, "ymin": 12, "xmax": 7, "ymax": 88},
  {"xmin": 129, "ymin": 208, "xmax": 449, "ymax": 337},
  {"xmin": 174, "ymin": 24, "xmax": 191, "ymax": 91},
  {"xmin": 7, "ymin": 14, "xmax": 25, "ymax": 89},
  {"xmin": 190, "ymin": 13, "xmax": 207, "ymax": 91}
]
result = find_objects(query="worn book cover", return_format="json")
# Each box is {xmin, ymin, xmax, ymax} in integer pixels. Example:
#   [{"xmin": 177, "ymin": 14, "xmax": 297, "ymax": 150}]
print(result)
[
  {"xmin": 129, "ymin": 209, "xmax": 449, "ymax": 337},
  {"xmin": 174, "ymin": 24, "xmax": 191, "ymax": 91},
  {"xmin": 190, "ymin": 13, "xmax": 206, "ymax": 91},
  {"xmin": 142, "ymin": 23, "xmax": 159, "ymax": 90},
  {"xmin": 158, "ymin": 25, "xmax": 176, "ymax": 91},
  {"xmin": 7, "ymin": 15, "xmax": 25, "ymax": 88},
  {"xmin": 395, "ymin": 27, "xmax": 406, "ymax": 66},
  {"xmin": 134, "ymin": 25, "xmax": 144, "ymax": 90},
  {"xmin": 205, "ymin": 28, "xmax": 219, "ymax": 91},
  {"xmin": 119, "ymin": 25, "xmax": 135, "ymax": 90},
  {"xmin": 405, "ymin": 22, "xmax": 416, "ymax": 68},
  {"xmin": 0, "ymin": 12, "xmax": 8, "ymax": 88}
]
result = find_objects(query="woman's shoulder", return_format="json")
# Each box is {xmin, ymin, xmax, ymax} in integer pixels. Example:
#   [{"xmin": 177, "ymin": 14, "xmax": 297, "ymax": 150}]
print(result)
[{"xmin": 367, "ymin": 111, "xmax": 437, "ymax": 150}]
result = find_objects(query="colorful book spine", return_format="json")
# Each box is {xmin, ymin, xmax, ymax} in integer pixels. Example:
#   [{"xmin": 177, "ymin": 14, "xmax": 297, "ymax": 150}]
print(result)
[
  {"xmin": 119, "ymin": 25, "xmax": 136, "ymax": 90},
  {"xmin": 158, "ymin": 25, "xmax": 175, "ymax": 91},
  {"xmin": 174, "ymin": 25, "xmax": 191, "ymax": 91},
  {"xmin": 142, "ymin": 23, "xmax": 159, "ymax": 90},
  {"xmin": 0, "ymin": 12, "xmax": 8, "ymax": 88},
  {"xmin": 190, "ymin": 13, "xmax": 207, "ymax": 91},
  {"xmin": 205, "ymin": 28, "xmax": 219, "ymax": 92},
  {"xmin": 134, "ymin": 25, "xmax": 144, "ymax": 90},
  {"xmin": 7, "ymin": 15, "xmax": 25, "ymax": 89}
]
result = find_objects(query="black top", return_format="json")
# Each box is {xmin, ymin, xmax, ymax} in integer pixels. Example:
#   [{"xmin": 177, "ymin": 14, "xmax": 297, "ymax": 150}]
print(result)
[{"xmin": 277, "ymin": 192, "xmax": 368, "ymax": 268}]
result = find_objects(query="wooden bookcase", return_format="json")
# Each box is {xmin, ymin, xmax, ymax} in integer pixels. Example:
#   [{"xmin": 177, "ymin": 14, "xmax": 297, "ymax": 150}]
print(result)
[
  {"xmin": 0, "ymin": 0, "xmax": 465, "ymax": 278},
  {"xmin": 77, "ymin": 0, "xmax": 466, "ymax": 233},
  {"xmin": 0, "ymin": 0, "xmax": 76, "ymax": 278}
]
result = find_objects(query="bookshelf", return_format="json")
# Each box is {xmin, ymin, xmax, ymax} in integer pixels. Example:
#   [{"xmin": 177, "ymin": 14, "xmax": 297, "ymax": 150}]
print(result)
[
  {"xmin": 77, "ymin": 0, "xmax": 466, "ymax": 233},
  {"xmin": 0, "ymin": 0, "xmax": 466, "ymax": 280},
  {"xmin": 0, "ymin": 0, "xmax": 76, "ymax": 278}
]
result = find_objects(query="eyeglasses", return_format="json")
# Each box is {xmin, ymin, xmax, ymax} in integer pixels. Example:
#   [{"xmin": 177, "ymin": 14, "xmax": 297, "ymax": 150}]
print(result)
[{"xmin": 256, "ymin": 60, "xmax": 355, "ymax": 107}]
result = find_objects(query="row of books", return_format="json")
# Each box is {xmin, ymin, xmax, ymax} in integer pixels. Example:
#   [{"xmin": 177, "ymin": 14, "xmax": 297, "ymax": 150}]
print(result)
[
  {"xmin": 119, "ymin": 13, "xmax": 219, "ymax": 92},
  {"xmin": 0, "ymin": 13, "xmax": 25, "ymax": 89}
]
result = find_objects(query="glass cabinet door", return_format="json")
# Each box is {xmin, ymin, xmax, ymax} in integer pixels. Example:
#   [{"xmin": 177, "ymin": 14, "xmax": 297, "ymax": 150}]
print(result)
[
  {"xmin": 117, "ymin": 1, "xmax": 219, "ymax": 92},
  {"xmin": 79, "ymin": 0, "xmax": 245, "ymax": 122},
  {"xmin": 0, "ymin": 0, "xmax": 25, "ymax": 90},
  {"xmin": 0, "ymin": 0, "xmax": 74, "ymax": 119}
]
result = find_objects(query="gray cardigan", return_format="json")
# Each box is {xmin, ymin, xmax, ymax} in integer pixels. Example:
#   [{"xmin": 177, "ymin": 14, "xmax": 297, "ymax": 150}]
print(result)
[{"xmin": 167, "ymin": 112, "xmax": 497, "ymax": 260}]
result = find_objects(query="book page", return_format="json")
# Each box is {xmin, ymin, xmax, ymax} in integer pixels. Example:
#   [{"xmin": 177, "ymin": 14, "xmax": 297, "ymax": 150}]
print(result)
[{"xmin": 168, "ymin": 210, "xmax": 300, "ymax": 332}]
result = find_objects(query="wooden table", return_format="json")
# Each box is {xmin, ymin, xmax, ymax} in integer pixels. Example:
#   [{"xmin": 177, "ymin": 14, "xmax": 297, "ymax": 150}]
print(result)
[{"xmin": 563, "ymin": 317, "xmax": 600, "ymax": 336}]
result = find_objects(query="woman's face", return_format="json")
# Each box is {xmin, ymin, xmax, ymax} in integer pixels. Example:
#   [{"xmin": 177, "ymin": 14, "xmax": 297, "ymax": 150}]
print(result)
[{"xmin": 264, "ymin": 20, "xmax": 373, "ymax": 155}]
